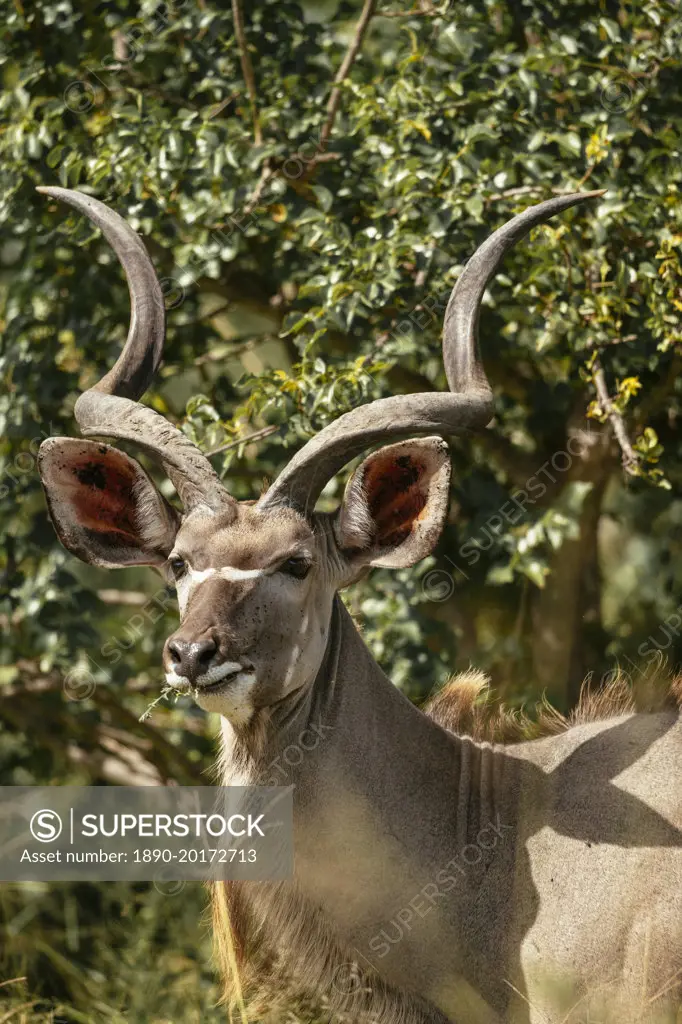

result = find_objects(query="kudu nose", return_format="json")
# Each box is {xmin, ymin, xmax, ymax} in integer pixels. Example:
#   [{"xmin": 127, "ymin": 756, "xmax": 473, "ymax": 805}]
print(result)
[{"xmin": 167, "ymin": 637, "xmax": 217, "ymax": 684}]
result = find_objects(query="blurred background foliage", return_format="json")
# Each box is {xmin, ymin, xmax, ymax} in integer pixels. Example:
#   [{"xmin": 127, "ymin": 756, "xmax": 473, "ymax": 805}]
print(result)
[{"xmin": 1, "ymin": 0, "xmax": 681, "ymax": 1019}]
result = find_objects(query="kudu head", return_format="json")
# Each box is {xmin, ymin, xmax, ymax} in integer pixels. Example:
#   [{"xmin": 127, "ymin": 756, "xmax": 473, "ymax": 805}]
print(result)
[{"xmin": 37, "ymin": 186, "xmax": 602, "ymax": 725}]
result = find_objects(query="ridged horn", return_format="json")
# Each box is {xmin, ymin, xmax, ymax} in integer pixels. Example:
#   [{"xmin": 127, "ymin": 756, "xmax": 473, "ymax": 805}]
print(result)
[
  {"xmin": 259, "ymin": 191, "xmax": 604, "ymax": 516},
  {"xmin": 37, "ymin": 187, "xmax": 234, "ymax": 512}
]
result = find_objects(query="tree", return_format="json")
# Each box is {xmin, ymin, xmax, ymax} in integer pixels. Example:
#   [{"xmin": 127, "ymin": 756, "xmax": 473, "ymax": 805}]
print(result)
[{"xmin": 1, "ymin": 0, "xmax": 681, "ymax": 1018}]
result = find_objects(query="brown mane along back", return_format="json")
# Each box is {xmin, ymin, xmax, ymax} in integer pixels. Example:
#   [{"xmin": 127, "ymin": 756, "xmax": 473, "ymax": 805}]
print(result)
[{"xmin": 423, "ymin": 655, "xmax": 682, "ymax": 744}]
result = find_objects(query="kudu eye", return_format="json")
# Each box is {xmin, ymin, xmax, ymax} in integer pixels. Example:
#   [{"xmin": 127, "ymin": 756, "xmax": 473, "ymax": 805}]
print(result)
[
  {"xmin": 279, "ymin": 556, "xmax": 311, "ymax": 580},
  {"xmin": 169, "ymin": 556, "xmax": 186, "ymax": 580}
]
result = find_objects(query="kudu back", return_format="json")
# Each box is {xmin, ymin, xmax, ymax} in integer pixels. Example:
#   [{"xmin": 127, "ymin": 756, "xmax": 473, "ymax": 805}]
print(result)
[{"xmin": 36, "ymin": 186, "xmax": 682, "ymax": 1023}]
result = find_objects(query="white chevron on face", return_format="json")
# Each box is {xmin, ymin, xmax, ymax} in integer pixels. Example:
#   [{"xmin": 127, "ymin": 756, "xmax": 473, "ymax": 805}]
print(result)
[
  {"xmin": 175, "ymin": 565, "xmax": 266, "ymax": 614},
  {"xmin": 188, "ymin": 566, "xmax": 265, "ymax": 583}
]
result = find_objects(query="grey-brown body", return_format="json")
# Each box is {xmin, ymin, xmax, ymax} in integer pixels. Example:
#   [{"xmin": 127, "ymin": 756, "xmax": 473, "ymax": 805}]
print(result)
[{"xmin": 221, "ymin": 596, "xmax": 682, "ymax": 1023}]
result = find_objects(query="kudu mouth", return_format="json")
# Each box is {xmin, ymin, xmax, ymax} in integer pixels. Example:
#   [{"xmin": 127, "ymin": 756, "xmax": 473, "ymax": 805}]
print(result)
[{"xmin": 166, "ymin": 662, "xmax": 255, "ymax": 696}]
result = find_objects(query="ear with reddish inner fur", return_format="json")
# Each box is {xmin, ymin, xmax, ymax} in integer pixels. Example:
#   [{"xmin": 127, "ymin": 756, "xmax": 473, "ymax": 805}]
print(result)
[
  {"xmin": 335, "ymin": 437, "xmax": 451, "ymax": 570},
  {"xmin": 38, "ymin": 438, "xmax": 179, "ymax": 568}
]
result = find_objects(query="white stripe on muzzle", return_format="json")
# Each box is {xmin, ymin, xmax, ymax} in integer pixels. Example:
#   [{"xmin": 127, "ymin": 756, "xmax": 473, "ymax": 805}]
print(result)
[{"xmin": 165, "ymin": 660, "xmax": 245, "ymax": 690}]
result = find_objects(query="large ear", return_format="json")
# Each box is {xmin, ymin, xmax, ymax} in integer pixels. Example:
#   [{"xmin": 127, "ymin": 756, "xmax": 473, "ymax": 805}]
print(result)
[
  {"xmin": 38, "ymin": 438, "xmax": 179, "ymax": 568},
  {"xmin": 334, "ymin": 437, "xmax": 451, "ymax": 570}
]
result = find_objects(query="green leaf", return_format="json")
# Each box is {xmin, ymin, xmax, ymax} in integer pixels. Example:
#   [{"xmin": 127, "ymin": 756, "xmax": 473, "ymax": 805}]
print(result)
[{"xmin": 311, "ymin": 185, "xmax": 333, "ymax": 212}]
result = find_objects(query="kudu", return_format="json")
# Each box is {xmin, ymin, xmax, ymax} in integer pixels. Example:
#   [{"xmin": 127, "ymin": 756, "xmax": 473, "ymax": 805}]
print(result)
[{"xmin": 36, "ymin": 186, "xmax": 682, "ymax": 1024}]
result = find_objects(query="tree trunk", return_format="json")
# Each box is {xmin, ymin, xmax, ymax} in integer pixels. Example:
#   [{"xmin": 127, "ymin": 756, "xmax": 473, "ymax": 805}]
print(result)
[{"xmin": 530, "ymin": 419, "xmax": 614, "ymax": 708}]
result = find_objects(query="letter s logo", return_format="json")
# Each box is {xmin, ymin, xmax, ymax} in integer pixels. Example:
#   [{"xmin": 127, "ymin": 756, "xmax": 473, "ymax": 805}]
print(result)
[{"xmin": 29, "ymin": 809, "xmax": 63, "ymax": 843}]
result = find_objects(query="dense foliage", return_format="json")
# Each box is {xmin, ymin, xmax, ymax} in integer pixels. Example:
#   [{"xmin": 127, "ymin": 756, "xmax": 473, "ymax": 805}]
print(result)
[{"xmin": 1, "ymin": 0, "xmax": 681, "ymax": 1018}]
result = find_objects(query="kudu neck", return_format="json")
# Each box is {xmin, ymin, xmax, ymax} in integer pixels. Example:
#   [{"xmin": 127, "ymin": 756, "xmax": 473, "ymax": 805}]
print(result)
[{"xmin": 227, "ymin": 596, "xmax": 508, "ymax": 853}]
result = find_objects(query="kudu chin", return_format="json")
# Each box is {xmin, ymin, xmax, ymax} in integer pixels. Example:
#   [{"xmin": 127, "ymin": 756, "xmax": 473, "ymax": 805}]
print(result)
[{"xmin": 36, "ymin": 186, "xmax": 681, "ymax": 1024}]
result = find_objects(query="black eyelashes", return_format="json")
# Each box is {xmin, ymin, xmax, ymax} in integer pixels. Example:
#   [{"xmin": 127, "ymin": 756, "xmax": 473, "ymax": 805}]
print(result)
[
  {"xmin": 279, "ymin": 557, "xmax": 311, "ymax": 579},
  {"xmin": 169, "ymin": 556, "xmax": 186, "ymax": 580}
]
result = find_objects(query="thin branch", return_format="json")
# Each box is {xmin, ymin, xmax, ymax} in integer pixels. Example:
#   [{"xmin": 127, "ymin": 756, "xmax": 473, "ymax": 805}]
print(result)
[
  {"xmin": 193, "ymin": 336, "xmax": 265, "ymax": 365},
  {"xmin": 592, "ymin": 356, "xmax": 641, "ymax": 474},
  {"xmin": 223, "ymin": 0, "xmax": 379, "ymax": 218},
  {"xmin": 206, "ymin": 91, "xmax": 240, "ymax": 120},
  {"xmin": 242, "ymin": 149, "xmax": 341, "ymax": 215},
  {"xmin": 178, "ymin": 300, "xmax": 234, "ymax": 329},
  {"xmin": 231, "ymin": 0, "xmax": 262, "ymax": 145},
  {"xmin": 485, "ymin": 185, "xmax": 598, "ymax": 204},
  {"xmin": 204, "ymin": 424, "xmax": 279, "ymax": 457},
  {"xmin": 502, "ymin": 979, "xmax": 550, "ymax": 1024},
  {"xmin": 121, "ymin": 75, "xmax": 203, "ymax": 111},
  {"xmin": 243, "ymin": 159, "xmax": 275, "ymax": 215},
  {"xmin": 111, "ymin": 29, "xmax": 128, "ymax": 65},
  {"xmin": 0, "ymin": 1000, "xmax": 39, "ymax": 1022},
  {"xmin": 377, "ymin": 5, "xmax": 439, "ymax": 16},
  {"xmin": 96, "ymin": 589, "xmax": 149, "ymax": 606},
  {"xmin": 289, "ymin": 150, "xmax": 340, "ymax": 166},
  {"xmin": 576, "ymin": 162, "xmax": 597, "ymax": 188},
  {"xmin": 486, "ymin": 186, "xmax": 543, "ymax": 202},
  {"xmin": 318, "ymin": 0, "xmax": 378, "ymax": 152}
]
